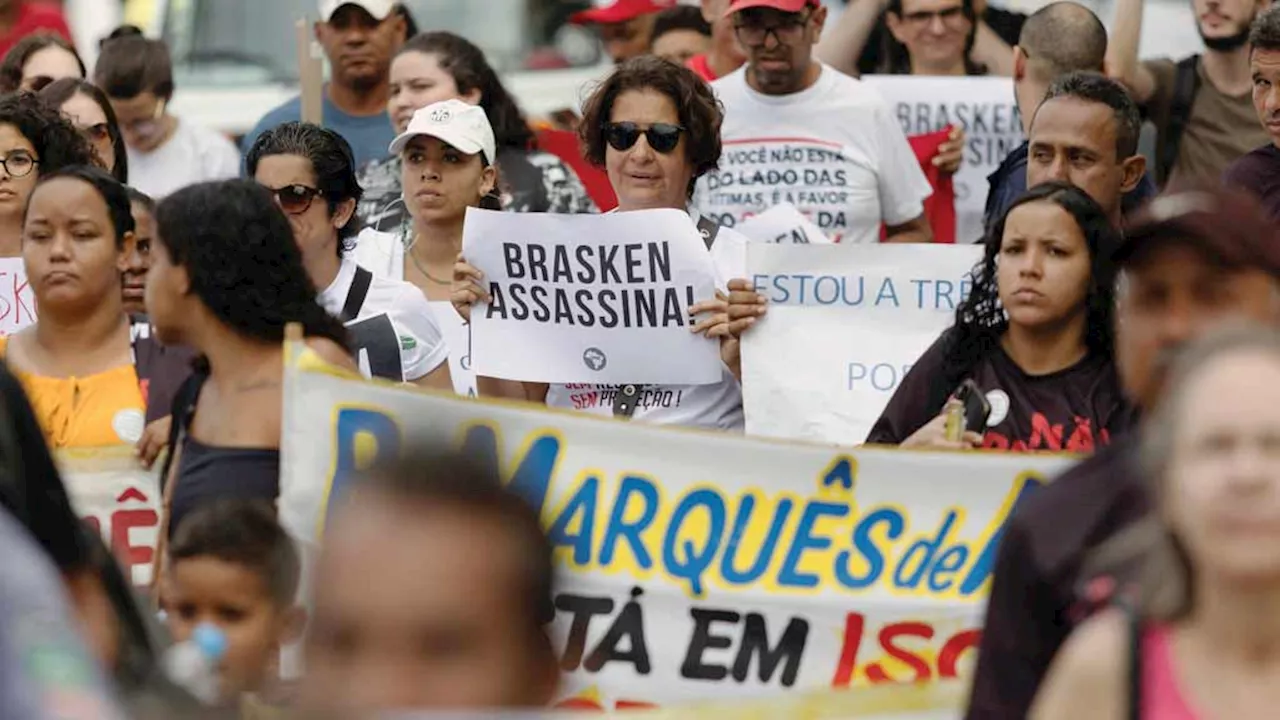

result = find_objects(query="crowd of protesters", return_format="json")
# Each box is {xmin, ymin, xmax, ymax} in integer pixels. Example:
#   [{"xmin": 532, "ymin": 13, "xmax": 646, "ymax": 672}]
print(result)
[{"xmin": 0, "ymin": 0, "xmax": 1278, "ymax": 717}]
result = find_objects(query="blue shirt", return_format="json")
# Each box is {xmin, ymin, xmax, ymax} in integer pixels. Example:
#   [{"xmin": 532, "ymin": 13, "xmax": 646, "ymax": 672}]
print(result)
[
  {"xmin": 984, "ymin": 141, "xmax": 1158, "ymax": 230},
  {"xmin": 240, "ymin": 91, "xmax": 395, "ymax": 170}
]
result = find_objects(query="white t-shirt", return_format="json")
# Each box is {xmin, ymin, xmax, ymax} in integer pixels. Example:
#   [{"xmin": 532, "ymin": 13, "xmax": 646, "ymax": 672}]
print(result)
[
  {"xmin": 126, "ymin": 117, "xmax": 241, "ymax": 199},
  {"xmin": 354, "ymin": 224, "xmax": 746, "ymax": 431},
  {"xmin": 694, "ymin": 64, "xmax": 933, "ymax": 244},
  {"xmin": 317, "ymin": 255, "xmax": 448, "ymax": 382}
]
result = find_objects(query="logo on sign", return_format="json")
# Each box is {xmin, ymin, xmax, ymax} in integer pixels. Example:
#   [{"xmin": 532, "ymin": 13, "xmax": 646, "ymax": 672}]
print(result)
[{"xmin": 583, "ymin": 347, "xmax": 607, "ymax": 372}]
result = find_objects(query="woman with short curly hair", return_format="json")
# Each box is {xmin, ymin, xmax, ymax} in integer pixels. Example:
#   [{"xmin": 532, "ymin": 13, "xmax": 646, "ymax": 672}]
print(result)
[
  {"xmin": 453, "ymin": 56, "xmax": 747, "ymax": 431},
  {"xmin": 0, "ymin": 92, "xmax": 97, "ymax": 256}
]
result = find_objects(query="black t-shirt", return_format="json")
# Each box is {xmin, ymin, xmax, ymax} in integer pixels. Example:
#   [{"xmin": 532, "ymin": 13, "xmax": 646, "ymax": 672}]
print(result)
[
  {"xmin": 867, "ymin": 334, "xmax": 1135, "ymax": 452},
  {"xmin": 964, "ymin": 432, "xmax": 1149, "ymax": 719},
  {"xmin": 1223, "ymin": 143, "xmax": 1280, "ymax": 219}
]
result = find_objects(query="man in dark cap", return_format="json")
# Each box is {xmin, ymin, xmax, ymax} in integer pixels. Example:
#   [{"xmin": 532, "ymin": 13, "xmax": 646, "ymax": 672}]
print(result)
[{"xmin": 966, "ymin": 185, "xmax": 1280, "ymax": 719}]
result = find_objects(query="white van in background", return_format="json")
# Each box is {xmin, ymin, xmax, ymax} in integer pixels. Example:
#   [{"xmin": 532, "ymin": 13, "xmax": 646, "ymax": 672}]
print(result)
[
  {"xmin": 111, "ymin": 0, "xmax": 610, "ymax": 140},
  {"xmin": 81, "ymin": 0, "xmax": 1201, "ymax": 141}
]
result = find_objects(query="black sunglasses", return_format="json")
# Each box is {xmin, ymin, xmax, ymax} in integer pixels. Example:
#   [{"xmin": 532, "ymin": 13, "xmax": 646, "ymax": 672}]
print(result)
[
  {"xmin": 604, "ymin": 122, "xmax": 685, "ymax": 154},
  {"xmin": 266, "ymin": 184, "xmax": 325, "ymax": 215}
]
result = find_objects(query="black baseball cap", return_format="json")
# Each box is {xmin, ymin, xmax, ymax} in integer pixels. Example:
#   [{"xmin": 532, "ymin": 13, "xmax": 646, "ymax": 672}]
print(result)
[{"xmin": 1116, "ymin": 185, "xmax": 1280, "ymax": 276}]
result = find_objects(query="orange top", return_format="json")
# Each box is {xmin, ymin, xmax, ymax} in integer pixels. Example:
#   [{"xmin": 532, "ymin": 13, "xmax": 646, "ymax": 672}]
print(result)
[{"xmin": 0, "ymin": 336, "xmax": 146, "ymax": 448}]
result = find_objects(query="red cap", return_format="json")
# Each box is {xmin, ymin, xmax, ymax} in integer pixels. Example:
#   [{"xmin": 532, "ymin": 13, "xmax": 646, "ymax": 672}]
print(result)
[
  {"xmin": 570, "ymin": 0, "xmax": 677, "ymax": 25},
  {"xmin": 725, "ymin": 0, "xmax": 819, "ymax": 16}
]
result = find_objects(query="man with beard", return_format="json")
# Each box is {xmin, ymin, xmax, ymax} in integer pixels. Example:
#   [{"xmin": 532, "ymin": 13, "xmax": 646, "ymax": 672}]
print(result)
[
  {"xmin": 1224, "ymin": 6, "xmax": 1280, "ymax": 217},
  {"xmin": 241, "ymin": 0, "xmax": 408, "ymax": 168},
  {"xmin": 692, "ymin": 0, "xmax": 933, "ymax": 244},
  {"xmin": 964, "ymin": 185, "xmax": 1280, "ymax": 719},
  {"xmin": 1107, "ymin": 0, "xmax": 1271, "ymax": 189}
]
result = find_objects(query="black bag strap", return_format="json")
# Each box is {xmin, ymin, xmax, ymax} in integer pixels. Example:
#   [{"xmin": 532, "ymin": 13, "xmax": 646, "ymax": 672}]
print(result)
[
  {"xmin": 157, "ymin": 369, "xmax": 207, "ymax": 493},
  {"xmin": 1122, "ymin": 599, "xmax": 1143, "ymax": 720},
  {"xmin": 341, "ymin": 266, "xmax": 374, "ymax": 323},
  {"xmin": 695, "ymin": 216, "xmax": 721, "ymax": 250},
  {"xmin": 1157, "ymin": 54, "xmax": 1202, "ymax": 185}
]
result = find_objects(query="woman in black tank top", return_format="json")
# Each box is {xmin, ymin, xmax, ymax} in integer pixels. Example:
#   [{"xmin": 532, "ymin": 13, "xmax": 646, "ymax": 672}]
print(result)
[{"xmin": 147, "ymin": 180, "xmax": 355, "ymax": 538}]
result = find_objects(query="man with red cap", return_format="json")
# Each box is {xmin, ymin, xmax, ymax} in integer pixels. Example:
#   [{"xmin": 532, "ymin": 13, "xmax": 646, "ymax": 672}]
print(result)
[
  {"xmin": 692, "ymin": 0, "xmax": 933, "ymax": 244},
  {"xmin": 572, "ymin": 0, "xmax": 678, "ymax": 64},
  {"xmin": 686, "ymin": 0, "xmax": 749, "ymax": 82}
]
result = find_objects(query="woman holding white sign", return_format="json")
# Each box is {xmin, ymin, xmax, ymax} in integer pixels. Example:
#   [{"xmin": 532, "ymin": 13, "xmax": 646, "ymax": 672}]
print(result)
[{"xmin": 452, "ymin": 56, "xmax": 746, "ymax": 431}]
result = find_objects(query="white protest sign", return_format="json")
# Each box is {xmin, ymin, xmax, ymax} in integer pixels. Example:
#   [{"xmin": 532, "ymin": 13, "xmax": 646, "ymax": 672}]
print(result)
[
  {"xmin": 464, "ymin": 208, "xmax": 721, "ymax": 385},
  {"xmin": 0, "ymin": 256, "xmax": 35, "ymax": 335},
  {"xmin": 428, "ymin": 300, "xmax": 477, "ymax": 398},
  {"xmin": 279, "ymin": 344, "xmax": 1072, "ymax": 712},
  {"xmin": 861, "ymin": 76, "xmax": 1024, "ymax": 245},
  {"xmin": 59, "ymin": 446, "xmax": 162, "ymax": 587},
  {"xmin": 742, "ymin": 243, "xmax": 982, "ymax": 444},
  {"xmin": 734, "ymin": 203, "xmax": 832, "ymax": 245}
]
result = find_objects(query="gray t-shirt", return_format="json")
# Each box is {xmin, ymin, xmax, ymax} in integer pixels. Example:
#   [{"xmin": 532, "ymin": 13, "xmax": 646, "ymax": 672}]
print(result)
[{"xmin": 0, "ymin": 509, "xmax": 126, "ymax": 720}]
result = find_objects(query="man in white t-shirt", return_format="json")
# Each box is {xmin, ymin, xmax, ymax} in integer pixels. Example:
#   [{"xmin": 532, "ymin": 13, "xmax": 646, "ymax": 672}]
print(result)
[
  {"xmin": 693, "ymin": 0, "xmax": 935, "ymax": 243},
  {"xmin": 94, "ymin": 29, "xmax": 241, "ymax": 198},
  {"xmin": 247, "ymin": 121, "xmax": 450, "ymax": 387}
]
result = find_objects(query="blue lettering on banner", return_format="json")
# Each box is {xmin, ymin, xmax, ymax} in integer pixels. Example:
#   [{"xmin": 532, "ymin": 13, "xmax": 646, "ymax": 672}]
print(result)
[
  {"xmin": 753, "ymin": 274, "xmax": 974, "ymax": 309},
  {"xmin": 322, "ymin": 410, "xmax": 1053, "ymax": 599},
  {"xmin": 847, "ymin": 362, "xmax": 915, "ymax": 393}
]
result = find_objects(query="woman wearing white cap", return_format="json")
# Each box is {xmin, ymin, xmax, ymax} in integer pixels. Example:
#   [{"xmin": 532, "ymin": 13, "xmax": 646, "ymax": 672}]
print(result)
[{"xmin": 452, "ymin": 56, "xmax": 747, "ymax": 431}]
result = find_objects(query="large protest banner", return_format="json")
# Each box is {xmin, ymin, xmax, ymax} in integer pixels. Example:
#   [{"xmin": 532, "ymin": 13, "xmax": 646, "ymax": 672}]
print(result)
[
  {"xmin": 742, "ymin": 243, "xmax": 981, "ymax": 445},
  {"xmin": 0, "ymin": 256, "xmax": 36, "ymax": 335},
  {"xmin": 861, "ymin": 76, "xmax": 1023, "ymax": 245},
  {"xmin": 279, "ymin": 344, "xmax": 1070, "ymax": 712},
  {"xmin": 59, "ymin": 446, "xmax": 162, "ymax": 587},
  {"xmin": 463, "ymin": 208, "xmax": 722, "ymax": 385}
]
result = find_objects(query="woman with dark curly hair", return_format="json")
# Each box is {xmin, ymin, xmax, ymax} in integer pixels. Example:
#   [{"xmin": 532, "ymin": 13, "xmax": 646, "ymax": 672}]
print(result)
[
  {"xmin": 865, "ymin": 181, "xmax": 1133, "ymax": 452},
  {"xmin": 2, "ymin": 165, "xmax": 190, "ymax": 453},
  {"xmin": 0, "ymin": 92, "xmax": 97, "ymax": 256},
  {"xmin": 38, "ymin": 77, "xmax": 129, "ymax": 183},
  {"xmin": 0, "ymin": 32, "xmax": 84, "ymax": 93},
  {"xmin": 452, "ymin": 56, "xmax": 747, "ymax": 431},
  {"xmin": 146, "ymin": 179, "xmax": 354, "ymax": 538},
  {"xmin": 357, "ymin": 31, "xmax": 595, "ymax": 232}
]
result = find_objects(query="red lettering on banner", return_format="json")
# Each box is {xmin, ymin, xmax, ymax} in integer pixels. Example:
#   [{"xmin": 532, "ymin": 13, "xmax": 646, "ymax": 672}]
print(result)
[
  {"xmin": 12, "ymin": 273, "xmax": 32, "ymax": 327},
  {"xmin": 831, "ymin": 612, "xmax": 981, "ymax": 686},
  {"xmin": 78, "ymin": 486, "xmax": 160, "ymax": 586}
]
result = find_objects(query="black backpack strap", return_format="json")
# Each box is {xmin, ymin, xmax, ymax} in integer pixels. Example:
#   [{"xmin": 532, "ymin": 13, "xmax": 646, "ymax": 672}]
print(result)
[
  {"xmin": 341, "ymin": 266, "xmax": 374, "ymax": 322},
  {"xmin": 695, "ymin": 216, "xmax": 720, "ymax": 250},
  {"xmin": 1157, "ymin": 54, "xmax": 1202, "ymax": 185}
]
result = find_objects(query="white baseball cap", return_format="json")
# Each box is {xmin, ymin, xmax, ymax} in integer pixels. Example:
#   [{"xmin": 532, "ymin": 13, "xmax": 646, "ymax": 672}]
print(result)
[
  {"xmin": 389, "ymin": 99, "xmax": 498, "ymax": 164},
  {"xmin": 318, "ymin": 0, "xmax": 396, "ymax": 22}
]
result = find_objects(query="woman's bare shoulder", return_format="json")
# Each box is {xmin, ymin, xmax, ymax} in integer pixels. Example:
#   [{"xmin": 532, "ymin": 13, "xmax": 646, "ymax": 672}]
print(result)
[
  {"xmin": 305, "ymin": 337, "xmax": 358, "ymax": 372},
  {"xmin": 1030, "ymin": 608, "xmax": 1131, "ymax": 720}
]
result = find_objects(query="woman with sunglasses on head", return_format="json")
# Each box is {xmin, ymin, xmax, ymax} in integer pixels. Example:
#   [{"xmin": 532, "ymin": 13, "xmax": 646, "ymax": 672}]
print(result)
[
  {"xmin": 248, "ymin": 121, "xmax": 450, "ymax": 388},
  {"xmin": 862, "ymin": 182, "xmax": 1132, "ymax": 452},
  {"xmin": 0, "ymin": 32, "xmax": 83, "ymax": 93},
  {"xmin": 38, "ymin": 78, "xmax": 128, "ymax": 183},
  {"xmin": 452, "ymin": 56, "xmax": 746, "ymax": 431},
  {"xmin": 146, "ymin": 179, "xmax": 354, "ymax": 538},
  {"xmin": 1, "ymin": 165, "xmax": 190, "ymax": 457},
  {"xmin": 0, "ymin": 92, "xmax": 99, "ymax": 259},
  {"xmin": 357, "ymin": 31, "xmax": 595, "ymax": 233}
]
